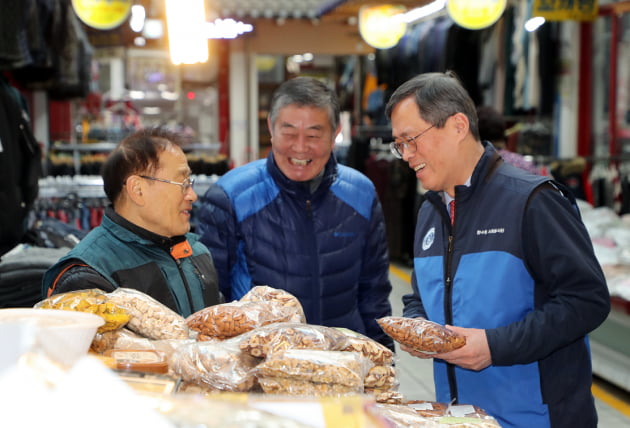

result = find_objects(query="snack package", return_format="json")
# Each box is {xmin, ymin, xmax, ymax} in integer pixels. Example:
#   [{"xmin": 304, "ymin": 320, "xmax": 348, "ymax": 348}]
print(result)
[
  {"xmin": 170, "ymin": 337, "xmax": 260, "ymax": 392},
  {"xmin": 90, "ymin": 328, "xmax": 147, "ymax": 353},
  {"xmin": 373, "ymin": 404, "xmax": 433, "ymax": 427},
  {"xmin": 35, "ymin": 289, "xmax": 130, "ymax": 333},
  {"xmin": 257, "ymin": 377, "xmax": 359, "ymax": 396},
  {"xmin": 186, "ymin": 300, "xmax": 297, "ymax": 340},
  {"xmin": 108, "ymin": 287, "xmax": 190, "ymax": 340},
  {"xmin": 336, "ymin": 328, "xmax": 395, "ymax": 365},
  {"xmin": 364, "ymin": 364, "xmax": 397, "ymax": 389},
  {"xmin": 364, "ymin": 388, "xmax": 404, "ymax": 405},
  {"xmin": 254, "ymin": 349, "xmax": 373, "ymax": 395},
  {"xmin": 377, "ymin": 317, "xmax": 466, "ymax": 354},
  {"xmin": 239, "ymin": 322, "xmax": 349, "ymax": 358},
  {"xmin": 402, "ymin": 401, "xmax": 503, "ymax": 427},
  {"xmin": 90, "ymin": 327, "xmax": 195, "ymax": 364},
  {"xmin": 239, "ymin": 285, "xmax": 306, "ymax": 323}
]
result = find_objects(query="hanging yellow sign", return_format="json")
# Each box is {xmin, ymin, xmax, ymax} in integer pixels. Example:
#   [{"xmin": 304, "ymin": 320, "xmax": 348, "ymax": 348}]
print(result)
[
  {"xmin": 72, "ymin": 0, "xmax": 133, "ymax": 30},
  {"xmin": 532, "ymin": 0, "xmax": 597, "ymax": 21},
  {"xmin": 447, "ymin": 0, "xmax": 507, "ymax": 30}
]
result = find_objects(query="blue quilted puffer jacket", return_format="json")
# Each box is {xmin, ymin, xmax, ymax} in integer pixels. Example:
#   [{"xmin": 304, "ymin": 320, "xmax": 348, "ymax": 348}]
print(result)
[{"xmin": 196, "ymin": 152, "xmax": 394, "ymax": 349}]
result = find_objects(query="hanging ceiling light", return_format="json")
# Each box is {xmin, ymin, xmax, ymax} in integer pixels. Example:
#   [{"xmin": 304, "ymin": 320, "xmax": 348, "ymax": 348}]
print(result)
[
  {"xmin": 446, "ymin": 0, "xmax": 507, "ymax": 30},
  {"xmin": 165, "ymin": 0, "xmax": 209, "ymax": 65},
  {"xmin": 71, "ymin": 0, "xmax": 132, "ymax": 30},
  {"xmin": 359, "ymin": 4, "xmax": 407, "ymax": 50}
]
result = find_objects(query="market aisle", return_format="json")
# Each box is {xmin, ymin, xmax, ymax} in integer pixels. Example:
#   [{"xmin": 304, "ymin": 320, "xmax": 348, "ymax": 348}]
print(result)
[{"xmin": 387, "ymin": 264, "xmax": 630, "ymax": 427}]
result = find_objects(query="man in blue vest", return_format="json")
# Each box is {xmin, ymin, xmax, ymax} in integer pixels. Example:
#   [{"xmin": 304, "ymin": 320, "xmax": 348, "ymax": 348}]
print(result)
[
  {"xmin": 42, "ymin": 127, "xmax": 222, "ymax": 317},
  {"xmin": 385, "ymin": 71, "xmax": 610, "ymax": 428}
]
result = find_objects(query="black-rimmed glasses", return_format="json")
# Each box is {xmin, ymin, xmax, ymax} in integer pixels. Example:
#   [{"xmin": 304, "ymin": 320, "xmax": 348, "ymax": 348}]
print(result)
[
  {"xmin": 389, "ymin": 125, "xmax": 435, "ymax": 159},
  {"xmin": 139, "ymin": 175, "xmax": 195, "ymax": 194}
]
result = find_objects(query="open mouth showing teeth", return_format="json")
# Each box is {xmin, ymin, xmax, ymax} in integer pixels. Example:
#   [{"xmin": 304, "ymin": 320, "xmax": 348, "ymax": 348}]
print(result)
[
  {"xmin": 291, "ymin": 158, "xmax": 312, "ymax": 166},
  {"xmin": 414, "ymin": 163, "xmax": 426, "ymax": 172}
]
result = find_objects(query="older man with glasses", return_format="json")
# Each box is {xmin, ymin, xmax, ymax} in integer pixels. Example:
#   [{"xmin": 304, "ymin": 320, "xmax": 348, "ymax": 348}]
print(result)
[
  {"xmin": 387, "ymin": 71, "xmax": 609, "ymax": 428},
  {"xmin": 42, "ymin": 127, "xmax": 223, "ymax": 316}
]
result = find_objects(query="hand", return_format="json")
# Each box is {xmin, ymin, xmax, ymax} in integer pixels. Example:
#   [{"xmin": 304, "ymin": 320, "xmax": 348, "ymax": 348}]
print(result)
[{"xmin": 434, "ymin": 325, "xmax": 492, "ymax": 371}]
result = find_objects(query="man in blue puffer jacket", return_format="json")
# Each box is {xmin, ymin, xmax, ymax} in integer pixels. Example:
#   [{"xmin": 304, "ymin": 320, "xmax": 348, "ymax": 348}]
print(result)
[
  {"xmin": 196, "ymin": 77, "xmax": 394, "ymax": 349},
  {"xmin": 385, "ymin": 72, "xmax": 610, "ymax": 428}
]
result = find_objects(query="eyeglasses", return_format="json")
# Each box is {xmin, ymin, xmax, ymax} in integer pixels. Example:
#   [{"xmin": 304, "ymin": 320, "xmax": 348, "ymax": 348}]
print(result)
[
  {"xmin": 389, "ymin": 125, "xmax": 435, "ymax": 159},
  {"xmin": 139, "ymin": 175, "xmax": 195, "ymax": 194}
]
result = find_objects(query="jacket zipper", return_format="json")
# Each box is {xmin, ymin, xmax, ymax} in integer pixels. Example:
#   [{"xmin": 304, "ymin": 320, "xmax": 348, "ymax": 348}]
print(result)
[
  {"xmin": 445, "ymin": 222, "xmax": 459, "ymax": 403},
  {"xmin": 174, "ymin": 256, "xmax": 195, "ymax": 315},
  {"xmin": 305, "ymin": 198, "xmax": 320, "ymax": 321}
]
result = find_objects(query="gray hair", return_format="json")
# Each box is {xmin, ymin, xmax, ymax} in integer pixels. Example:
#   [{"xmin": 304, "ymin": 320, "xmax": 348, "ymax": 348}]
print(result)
[
  {"xmin": 385, "ymin": 71, "xmax": 480, "ymax": 140},
  {"xmin": 269, "ymin": 77, "xmax": 340, "ymax": 131}
]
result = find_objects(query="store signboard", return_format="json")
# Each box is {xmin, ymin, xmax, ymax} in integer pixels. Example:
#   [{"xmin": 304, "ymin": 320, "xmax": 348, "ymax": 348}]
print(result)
[
  {"xmin": 72, "ymin": 0, "xmax": 133, "ymax": 30},
  {"xmin": 532, "ymin": 0, "xmax": 598, "ymax": 21}
]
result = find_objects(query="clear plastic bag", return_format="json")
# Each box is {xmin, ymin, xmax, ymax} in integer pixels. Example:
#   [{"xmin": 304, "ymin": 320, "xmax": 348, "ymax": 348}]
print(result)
[
  {"xmin": 336, "ymin": 328, "xmax": 395, "ymax": 365},
  {"xmin": 35, "ymin": 289, "xmax": 130, "ymax": 333},
  {"xmin": 239, "ymin": 322, "xmax": 349, "ymax": 358},
  {"xmin": 377, "ymin": 316, "xmax": 466, "ymax": 354},
  {"xmin": 254, "ymin": 349, "xmax": 373, "ymax": 392},
  {"xmin": 108, "ymin": 288, "xmax": 190, "ymax": 340},
  {"xmin": 240, "ymin": 285, "xmax": 306, "ymax": 323},
  {"xmin": 170, "ymin": 337, "xmax": 260, "ymax": 392},
  {"xmin": 186, "ymin": 300, "xmax": 298, "ymax": 340}
]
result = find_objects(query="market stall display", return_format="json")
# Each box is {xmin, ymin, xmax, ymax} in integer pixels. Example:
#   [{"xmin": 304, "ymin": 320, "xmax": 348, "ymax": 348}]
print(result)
[{"xmin": 11, "ymin": 284, "xmax": 504, "ymax": 427}]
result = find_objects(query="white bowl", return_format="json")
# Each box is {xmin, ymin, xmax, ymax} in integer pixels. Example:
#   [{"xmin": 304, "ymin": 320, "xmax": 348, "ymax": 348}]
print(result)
[{"xmin": 0, "ymin": 308, "xmax": 104, "ymax": 368}]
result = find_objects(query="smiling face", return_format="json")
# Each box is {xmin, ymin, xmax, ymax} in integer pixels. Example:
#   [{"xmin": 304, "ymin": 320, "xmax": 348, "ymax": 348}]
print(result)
[
  {"xmin": 390, "ymin": 96, "xmax": 460, "ymax": 196},
  {"xmin": 268, "ymin": 104, "xmax": 339, "ymax": 182},
  {"xmin": 137, "ymin": 145, "xmax": 197, "ymax": 237}
]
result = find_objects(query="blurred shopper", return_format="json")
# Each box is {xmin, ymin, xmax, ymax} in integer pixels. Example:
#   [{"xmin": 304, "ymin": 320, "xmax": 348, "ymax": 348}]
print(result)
[
  {"xmin": 196, "ymin": 77, "xmax": 394, "ymax": 349},
  {"xmin": 386, "ymin": 71, "xmax": 610, "ymax": 428},
  {"xmin": 42, "ymin": 127, "xmax": 223, "ymax": 316},
  {"xmin": 477, "ymin": 104, "xmax": 541, "ymax": 175}
]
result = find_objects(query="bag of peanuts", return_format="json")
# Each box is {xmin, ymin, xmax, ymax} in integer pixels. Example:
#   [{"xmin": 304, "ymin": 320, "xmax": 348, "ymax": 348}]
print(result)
[
  {"xmin": 108, "ymin": 288, "xmax": 190, "ymax": 340},
  {"xmin": 186, "ymin": 300, "xmax": 299, "ymax": 341},
  {"xmin": 254, "ymin": 349, "xmax": 374, "ymax": 396},
  {"xmin": 35, "ymin": 289, "xmax": 130, "ymax": 333},
  {"xmin": 239, "ymin": 285, "xmax": 306, "ymax": 323},
  {"xmin": 377, "ymin": 316, "xmax": 466, "ymax": 354},
  {"xmin": 239, "ymin": 322, "xmax": 349, "ymax": 358},
  {"xmin": 170, "ymin": 337, "xmax": 260, "ymax": 392}
]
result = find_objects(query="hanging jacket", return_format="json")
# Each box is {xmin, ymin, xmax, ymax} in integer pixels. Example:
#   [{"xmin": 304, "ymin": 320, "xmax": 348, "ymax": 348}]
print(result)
[
  {"xmin": 403, "ymin": 143, "xmax": 610, "ymax": 428},
  {"xmin": 42, "ymin": 208, "xmax": 223, "ymax": 317},
  {"xmin": 0, "ymin": 76, "xmax": 42, "ymax": 257},
  {"xmin": 196, "ymin": 152, "xmax": 394, "ymax": 349}
]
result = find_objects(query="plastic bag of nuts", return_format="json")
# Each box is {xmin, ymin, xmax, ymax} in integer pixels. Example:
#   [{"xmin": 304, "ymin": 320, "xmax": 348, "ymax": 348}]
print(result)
[
  {"xmin": 365, "ymin": 388, "xmax": 405, "ymax": 404},
  {"xmin": 90, "ymin": 328, "xmax": 147, "ymax": 354},
  {"xmin": 257, "ymin": 377, "xmax": 360, "ymax": 396},
  {"xmin": 170, "ymin": 337, "xmax": 260, "ymax": 392},
  {"xmin": 239, "ymin": 322, "xmax": 349, "ymax": 358},
  {"xmin": 186, "ymin": 300, "xmax": 298, "ymax": 340},
  {"xmin": 35, "ymin": 289, "xmax": 130, "ymax": 333},
  {"xmin": 377, "ymin": 316, "xmax": 466, "ymax": 354},
  {"xmin": 108, "ymin": 288, "xmax": 190, "ymax": 340},
  {"xmin": 240, "ymin": 285, "xmax": 306, "ymax": 323},
  {"xmin": 364, "ymin": 364, "xmax": 397, "ymax": 389},
  {"xmin": 254, "ymin": 349, "xmax": 373, "ymax": 391},
  {"xmin": 336, "ymin": 328, "xmax": 394, "ymax": 365}
]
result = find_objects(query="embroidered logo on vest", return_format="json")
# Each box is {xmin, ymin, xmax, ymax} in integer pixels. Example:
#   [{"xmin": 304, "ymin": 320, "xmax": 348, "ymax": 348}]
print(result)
[{"xmin": 422, "ymin": 227, "xmax": 435, "ymax": 251}]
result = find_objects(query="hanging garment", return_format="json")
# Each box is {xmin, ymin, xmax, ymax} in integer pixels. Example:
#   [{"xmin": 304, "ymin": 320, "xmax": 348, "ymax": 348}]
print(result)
[{"xmin": 0, "ymin": 77, "xmax": 42, "ymax": 257}]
